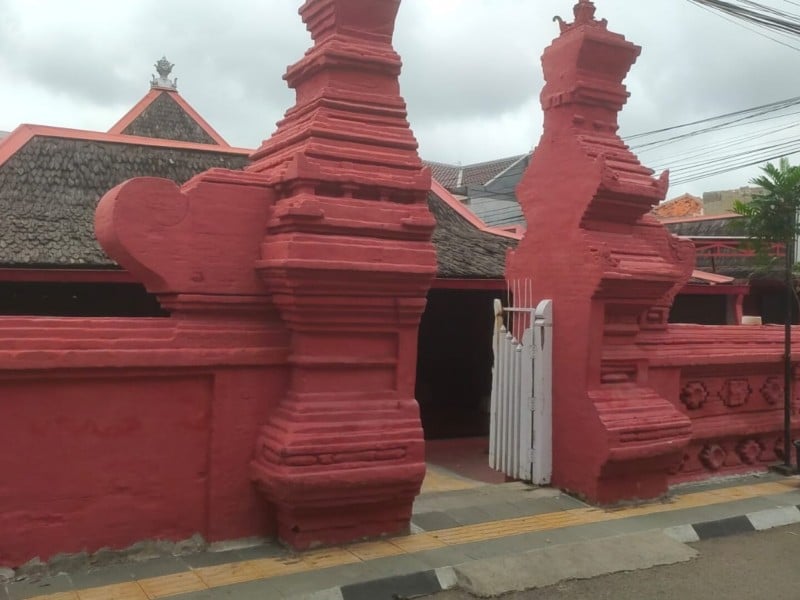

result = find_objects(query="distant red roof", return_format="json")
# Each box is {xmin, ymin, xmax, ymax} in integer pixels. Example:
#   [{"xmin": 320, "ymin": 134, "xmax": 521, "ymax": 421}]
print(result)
[{"xmin": 652, "ymin": 193, "xmax": 703, "ymax": 219}]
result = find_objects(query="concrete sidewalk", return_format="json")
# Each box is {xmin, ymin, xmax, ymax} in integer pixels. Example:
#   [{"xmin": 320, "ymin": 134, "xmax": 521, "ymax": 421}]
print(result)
[{"xmin": 4, "ymin": 468, "xmax": 800, "ymax": 600}]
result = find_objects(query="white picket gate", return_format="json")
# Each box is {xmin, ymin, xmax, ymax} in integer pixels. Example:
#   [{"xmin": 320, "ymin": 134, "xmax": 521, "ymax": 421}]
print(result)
[{"xmin": 489, "ymin": 297, "xmax": 553, "ymax": 484}]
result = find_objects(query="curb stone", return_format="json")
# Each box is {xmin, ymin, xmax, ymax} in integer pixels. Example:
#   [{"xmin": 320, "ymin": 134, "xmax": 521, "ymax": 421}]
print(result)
[
  {"xmin": 288, "ymin": 567, "xmax": 457, "ymax": 600},
  {"xmin": 664, "ymin": 505, "xmax": 800, "ymax": 542}
]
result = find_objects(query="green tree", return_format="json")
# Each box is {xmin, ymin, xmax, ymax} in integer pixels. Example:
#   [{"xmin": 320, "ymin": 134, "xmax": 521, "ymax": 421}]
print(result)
[{"xmin": 733, "ymin": 157, "xmax": 800, "ymax": 471}]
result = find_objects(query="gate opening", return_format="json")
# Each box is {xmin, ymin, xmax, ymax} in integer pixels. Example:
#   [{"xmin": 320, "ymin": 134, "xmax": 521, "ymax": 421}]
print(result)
[{"xmin": 415, "ymin": 288, "xmax": 496, "ymax": 440}]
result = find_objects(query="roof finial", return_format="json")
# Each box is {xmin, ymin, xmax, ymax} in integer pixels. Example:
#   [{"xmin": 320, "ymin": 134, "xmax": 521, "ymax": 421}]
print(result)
[
  {"xmin": 553, "ymin": 0, "xmax": 608, "ymax": 33},
  {"xmin": 150, "ymin": 56, "xmax": 178, "ymax": 90}
]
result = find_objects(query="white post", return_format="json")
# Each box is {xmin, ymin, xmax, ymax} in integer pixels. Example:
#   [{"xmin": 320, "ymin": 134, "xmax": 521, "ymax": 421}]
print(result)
[{"xmin": 531, "ymin": 299, "xmax": 553, "ymax": 485}]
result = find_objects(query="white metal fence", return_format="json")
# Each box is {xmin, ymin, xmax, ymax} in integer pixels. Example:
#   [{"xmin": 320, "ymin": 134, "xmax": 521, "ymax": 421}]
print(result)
[{"xmin": 489, "ymin": 296, "xmax": 553, "ymax": 484}]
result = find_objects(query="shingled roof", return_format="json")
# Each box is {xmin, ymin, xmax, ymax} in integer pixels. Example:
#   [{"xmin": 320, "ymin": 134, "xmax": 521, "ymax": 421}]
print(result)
[
  {"xmin": 663, "ymin": 214, "xmax": 741, "ymax": 237},
  {"xmin": 109, "ymin": 89, "xmax": 229, "ymax": 147},
  {"xmin": 0, "ymin": 56, "xmax": 517, "ymax": 281},
  {"xmin": 424, "ymin": 154, "xmax": 527, "ymax": 193},
  {"xmin": 117, "ymin": 93, "xmax": 216, "ymax": 144},
  {"xmin": 0, "ymin": 130, "xmax": 249, "ymax": 267},
  {"xmin": 428, "ymin": 192, "xmax": 517, "ymax": 279},
  {"xmin": 0, "ymin": 137, "xmax": 516, "ymax": 281},
  {"xmin": 0, "ymin": 132, "xmax": 515, "ymax": 279}
]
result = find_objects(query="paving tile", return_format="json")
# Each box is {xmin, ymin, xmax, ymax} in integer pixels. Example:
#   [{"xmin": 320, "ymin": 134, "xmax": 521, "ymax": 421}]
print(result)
[
  {"xmin": 7, "ymin": 574, "xmax": 75, "ymax": 600},
  {"xmin": 346, "ymin": 541, "xmax": 405, "ymax": 561},
  {"xmin": 349, "ymin": 553, "xmax": 430, "ymax": 582},
  {"xmin": 24, "ymin": 593, "xmax": 78, "ymax": 600},
  {"xmin": 192, "ymin": 561, "xmax": 265, "ymax": 588},
  {"xmin": 246, "ymin": 556, "xmax": 306, "ymax": 579},
  {"xmin": 76, "ymin": 581, "xmax": 147, "ymax": 600},
  {"xmin": 128, "ymin": 557, "xmax": 189, "ymax": 580},
  {"xmin": 179, "ymin": 551, "xmax": 242, "ymax": 570},
  {"xmin": 69, "ymin": 565, "xmax": 134, "ymax": 590},
  {"xmin": 412, "ymin": 546, "xmax": 479, "ymax": 569},
  {"xmin": 538, "ymin": 494, "xmax": 590, "ymax": 511},
  {"xmin": 456, "ymin": 532, "xmax": 561, "ymax": 560},
  {"xmin": 505, "ymin": 500, "xmax": 565, "ymax": 517},
  {"xmin": 411, "ymin": 511, "xmax": 462, "ymax": 532},
  {"xmin": 211, "ymin": 578, "xmax": 288, "ymax": 599},
  {"xmin": 234, "ymin": 543, "xmax": 285, "ymax": 562},
  {"xmin": 479, "ymin": 501, "xmax": 530, "ymax": 521},
  {"xmin": 161, "ymin": 591, "xmax": 218, "ymax": 600},
  {"xmin": 299, "ymin": 548, "xmax": 360, "ymax": 570},
  {"xmin": 138, "ymin": 572, "xmax": 207, "ymax": 598},
  {"xmin": 388, "ymin": 533, "xmax": 447, "ymax": 553},
  {"xmin": 447, "ymin": 506, "xmax": 493, "ymax": 527}
]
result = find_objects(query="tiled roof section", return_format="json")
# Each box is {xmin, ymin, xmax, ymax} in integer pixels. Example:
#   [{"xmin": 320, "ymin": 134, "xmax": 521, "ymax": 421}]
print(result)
[
  {"xmin": 663, "ymin": 214, "xmax": 741, "ymax": 237},
  {"xmin": 424, "ymin": 154, "xmax": 528, "ymax": 191},
  {"xmin": 428, "ymin": 191, "xmax": 517, "ymax": 279},
  {"xmin": 652, "ymin": 193, "xmax": 703, "ymax": 219},
  {"xmin": 120, "ymin": 92, "xmax": 217, "ymax": 145},
  {"xmin": 468, "ymin": 194, "xmax": 526, "ymax": 228},
  {"xmin": 462, "ymin": 155, "xmax": 526, "ymax": 187},
  {"xmin": 0, "ymin": 136, "xmax": 248, "ymax": 267},
  {"xmin": 425, "ymin": 161, "xmax": 461, "ymax": 189},
  {"xmin": 664, "ymin": 214, "xmax": 765, "ymax": 278}
]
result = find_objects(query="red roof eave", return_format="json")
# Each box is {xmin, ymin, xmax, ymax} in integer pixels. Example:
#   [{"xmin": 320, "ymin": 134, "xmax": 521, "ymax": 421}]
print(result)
[{"xmin": 0, "ymin": 124, "xmax": 251, "ymax": 170}]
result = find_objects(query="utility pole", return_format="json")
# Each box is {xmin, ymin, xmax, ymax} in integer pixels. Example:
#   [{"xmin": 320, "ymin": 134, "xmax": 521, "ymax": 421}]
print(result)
[{"xmin": 783, "ymin": 230, "xmax": 793, "ymax": 469}]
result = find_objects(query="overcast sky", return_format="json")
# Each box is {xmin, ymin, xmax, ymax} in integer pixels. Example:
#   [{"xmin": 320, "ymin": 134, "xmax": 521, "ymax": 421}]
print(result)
[{"xmin": 1, "ymin": 0, "xmax": 799, "ymax": 199}]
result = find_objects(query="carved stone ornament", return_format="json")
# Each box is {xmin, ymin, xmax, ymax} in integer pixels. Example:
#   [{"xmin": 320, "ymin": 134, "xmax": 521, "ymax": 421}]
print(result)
[
  {"xmin": 553, "ymin": 0, "xmax": 608, "ymax": 33},
  {"xmin": 700, "ymin": 444, "xmax": 727, "ymax": 471},
  {"xmin": 761, "ymin": 377, "xmax": 783, "ymax": 406},
  {"xmin": 723, "ymin": 379, "xmax": 751, "ymax": 408},
  {"xmin": 151, "ymin": 56, "xmax": 178, "ymax": 90},
  {"xmin": 775, "ymin": 438, "xmax": 786, "ymax": 460},
  {"xmin": 736, "ymin": 439, "xmax": 762, "ymax": 465},
  {"xmin": 680, "ymin": 381, "xmax": 708, "ymax": 411}
]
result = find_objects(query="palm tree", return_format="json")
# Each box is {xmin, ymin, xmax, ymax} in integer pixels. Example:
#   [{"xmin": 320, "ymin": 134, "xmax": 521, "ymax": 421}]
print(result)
[{"xmin": 733, "ymin": 157, "xmax": 800, "ymax": 470}]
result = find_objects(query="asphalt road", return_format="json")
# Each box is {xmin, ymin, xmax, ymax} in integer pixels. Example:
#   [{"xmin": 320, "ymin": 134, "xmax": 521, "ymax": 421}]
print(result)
[{"xmin": 427, "ymin": 524, "xmax": 800, "ymax": 600}]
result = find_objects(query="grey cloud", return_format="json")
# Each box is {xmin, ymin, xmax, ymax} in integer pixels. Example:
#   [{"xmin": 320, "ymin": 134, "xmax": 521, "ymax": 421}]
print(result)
[{"xmin": 1, "ymin": 0, "xmax": 797, "ymax": 198}]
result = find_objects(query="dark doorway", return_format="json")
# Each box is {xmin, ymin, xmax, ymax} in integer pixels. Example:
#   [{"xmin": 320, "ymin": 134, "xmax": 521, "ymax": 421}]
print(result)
[
  {"xmin": 0, "ymin": 281, "xmax": 165, "ymax": 317},
  {"xmin": 415, "ymin": 288, "xmax": 498, "ymax": 440},
  {"xmin": 669, "ymin": 293, "xmax": 728, "ymax": 325}
]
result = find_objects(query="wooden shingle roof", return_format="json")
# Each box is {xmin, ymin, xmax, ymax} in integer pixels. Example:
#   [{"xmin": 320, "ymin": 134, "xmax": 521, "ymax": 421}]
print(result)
[{"xmin": 0, "ymin": 131, "xmax": 249, "ymax": 267}]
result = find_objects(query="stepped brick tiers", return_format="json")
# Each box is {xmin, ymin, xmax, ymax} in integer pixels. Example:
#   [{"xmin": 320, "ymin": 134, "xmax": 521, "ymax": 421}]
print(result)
[
  {"xmin": 509, "ymin": 0, "xmax": 799, "ymax": 504},
  {"xmin": 97, "ymin": 0, "xmax": 436, "ymax": 551},
  {"xmin": 247, "ymin": 0, "xmax": 436, "ymax": 548}
]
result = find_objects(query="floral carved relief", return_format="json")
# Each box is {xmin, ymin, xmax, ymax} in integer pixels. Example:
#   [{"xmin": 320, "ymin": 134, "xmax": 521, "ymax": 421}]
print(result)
[
  {"xmin": 736, "ymin": 439, "xmax": 762, "ymax": 465},
  {"xmin": 699, "ymin": 444, "xmax": 726, "ymax": 471},
  {"xmin": 722, "ymin": 379, "xmax": 751, "ymax": 408},
  {"xmin": 761, "ymin": 378, "xmax": 783, "ymax": 406},
  {"xmin": 680, "ymin": 381, "xmax": 708, "ymax": 411}
]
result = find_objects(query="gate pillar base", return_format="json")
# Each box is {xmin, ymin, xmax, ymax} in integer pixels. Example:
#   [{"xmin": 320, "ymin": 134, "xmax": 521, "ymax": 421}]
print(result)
[{"xmin": 252, "ymin": 462, "xmax": 423, "ymax": 549}]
